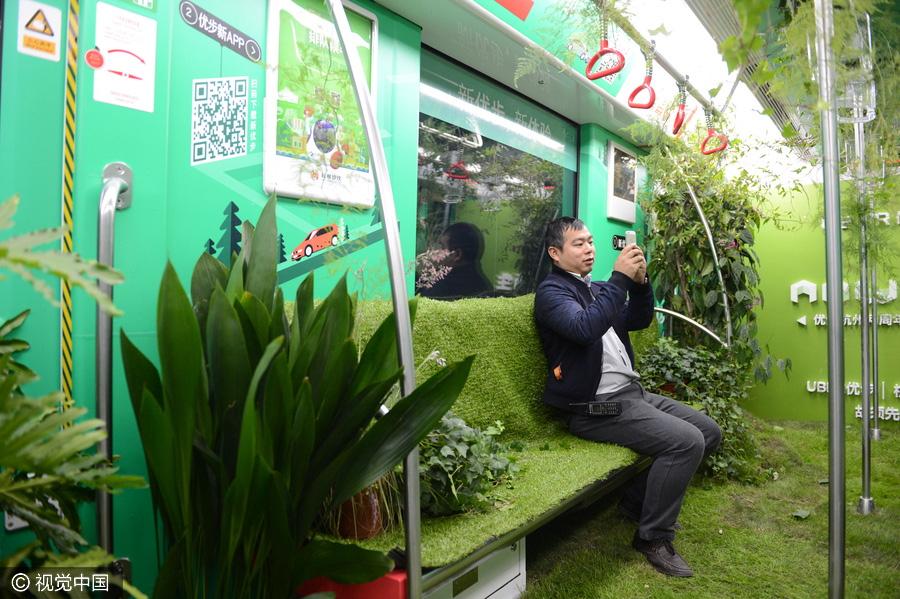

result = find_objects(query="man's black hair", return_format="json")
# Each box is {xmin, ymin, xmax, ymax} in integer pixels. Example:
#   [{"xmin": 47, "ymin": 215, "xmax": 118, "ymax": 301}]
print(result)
[
  {"xmin": 444, "ymin": 222, "xmax": 484, "ymax": 263},
  {"xmin": 544, "ymin": 216, "xmax": 586, "ymax": 252}
]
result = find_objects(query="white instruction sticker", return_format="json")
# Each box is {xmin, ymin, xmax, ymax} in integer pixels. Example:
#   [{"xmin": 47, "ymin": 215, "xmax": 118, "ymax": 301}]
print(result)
[{"xmin": 93, "ymin": 2, "xmax": 157, "ymax": 113}]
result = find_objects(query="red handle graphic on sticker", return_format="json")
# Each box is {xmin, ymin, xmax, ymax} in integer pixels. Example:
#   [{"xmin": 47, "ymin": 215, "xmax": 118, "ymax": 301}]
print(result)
[
  {"xmin": 108, "ymin": 48, "xmax": 146, "ymax": 64},
  {"xmin": 585, "ymin": 40, "xmax": 625, "ymax": 80}
]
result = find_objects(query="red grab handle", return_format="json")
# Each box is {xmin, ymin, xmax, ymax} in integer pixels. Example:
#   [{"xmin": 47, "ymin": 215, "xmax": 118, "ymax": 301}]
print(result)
[
  {"xmin": 628, "ymin": 76, "xmax": 655, "ymax": 109},
  {"xmin": 672, "ymin": 104, "xmax": 686, "ymax": 135},
  {"xmin": 586, "ymin": 40, "xmax": 625, "ymax": 80},
  {"xmin": 446, "ymin": 160, "xmax": 470, "ymax": 179},
  {"xmin": 701, "ymin": 128, "xmax": 728, "ymax": 155}
]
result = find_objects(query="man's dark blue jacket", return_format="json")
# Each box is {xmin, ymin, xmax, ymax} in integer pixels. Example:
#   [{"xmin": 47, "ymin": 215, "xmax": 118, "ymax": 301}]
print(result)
[{"xmin": 533, "ymin": 264, "xmax": 655, "ymax": 412}]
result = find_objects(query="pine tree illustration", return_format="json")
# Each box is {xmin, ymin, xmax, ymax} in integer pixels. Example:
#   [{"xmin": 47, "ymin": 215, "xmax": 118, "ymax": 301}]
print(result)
[
  {"xmin": 204, "ymin": 238, "xmax": 216, "ymax": 255},
  {"xmin": 278, "ymin": 234, "xmax": 287, "ymax": 264},
  {"xmin": 216, "ymin": 202, "xmax": 242, "ymax": 265}
]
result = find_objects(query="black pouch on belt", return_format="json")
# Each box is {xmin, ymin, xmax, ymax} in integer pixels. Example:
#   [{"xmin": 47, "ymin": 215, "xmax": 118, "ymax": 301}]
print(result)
[{"xmin": 569, "ymin": 401, "xmax": 622, "ymax": 416}]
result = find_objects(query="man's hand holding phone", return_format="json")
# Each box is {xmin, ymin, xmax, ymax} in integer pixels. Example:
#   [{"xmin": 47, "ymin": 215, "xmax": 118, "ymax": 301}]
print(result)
[{"xmin": 613, "ymin": 231, "xmax": 646, "ymax": 282}]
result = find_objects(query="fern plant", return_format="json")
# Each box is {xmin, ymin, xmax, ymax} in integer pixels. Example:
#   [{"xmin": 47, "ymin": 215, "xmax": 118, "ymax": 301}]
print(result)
[
  {"xmin": 1, "ymin": 193, "xmax": 146, "ymax": 597},
  {"xmin": 1, "ymin": 194, "xmax": 123, "ymax": 315},
  {"xmin": 0, "ymin": 316, "xmax": 146, "ymax": 597}
]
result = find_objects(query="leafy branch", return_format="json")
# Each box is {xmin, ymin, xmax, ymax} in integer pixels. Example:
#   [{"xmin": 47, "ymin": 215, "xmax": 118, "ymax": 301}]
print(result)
[{"xmin": 0, "ymin": 195, "xmax": 123, "ymax": 316}]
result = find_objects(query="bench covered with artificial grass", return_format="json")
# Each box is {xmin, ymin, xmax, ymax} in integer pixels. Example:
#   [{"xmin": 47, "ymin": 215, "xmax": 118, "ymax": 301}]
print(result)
[{"xmin": 352, "ymin": 294, "xmax": 655, "ymax": 573}]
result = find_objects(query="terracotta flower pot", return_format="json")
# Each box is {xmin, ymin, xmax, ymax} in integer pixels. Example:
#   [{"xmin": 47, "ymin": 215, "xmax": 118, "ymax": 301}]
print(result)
[
  {"xmin": 659, "ymin": 382, "xmax": 678, "ymax": 395},
  {"xmin": 337, "ymin": 487, "xmax": 384, "ymax": 540}
]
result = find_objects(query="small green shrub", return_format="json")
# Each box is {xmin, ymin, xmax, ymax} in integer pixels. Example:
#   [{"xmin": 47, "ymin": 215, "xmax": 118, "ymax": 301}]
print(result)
[
  {"xmin": 418, "ymin": 413, "xmax": 520, "ymax": 517},
  {"xmin": 639, "ymin": 338, "xmax": 772, "ymax": 483}
]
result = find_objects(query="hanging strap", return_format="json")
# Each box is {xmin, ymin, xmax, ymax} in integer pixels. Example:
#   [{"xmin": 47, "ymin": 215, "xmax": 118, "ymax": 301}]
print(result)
[
  {"xmin": 586, "ymin": 2, "xmax": 625, "ymax": 80},
  {"xmin": 700, "ymin": 108, "xmax": 728, "ymax": 155},
  {"xmin": 628, "ymin": 41, "xmax": 656, "ymax": 109},
  {"xmin": 673, "ymin": 78, "xmax": 688, "ymax": 135}
]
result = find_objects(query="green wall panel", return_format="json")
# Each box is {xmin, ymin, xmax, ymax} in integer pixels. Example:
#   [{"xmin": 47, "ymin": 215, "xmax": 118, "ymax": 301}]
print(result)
[
  {"xmin": 748, "ymin": 183, "xmax": 900, "ymax": 426},
  {"xmin": 0, "ymin": 0, "xmax": 67, "ymax": 399},
  {"xmin": 577, "ymin": 123, "xmax": 646, "ymax": 276}
]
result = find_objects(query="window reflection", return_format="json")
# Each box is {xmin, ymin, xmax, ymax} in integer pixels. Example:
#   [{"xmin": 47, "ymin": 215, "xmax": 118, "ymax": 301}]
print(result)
[{"xmin": 415, "ymin": 115, "xmax": 574, "ymax": 299}]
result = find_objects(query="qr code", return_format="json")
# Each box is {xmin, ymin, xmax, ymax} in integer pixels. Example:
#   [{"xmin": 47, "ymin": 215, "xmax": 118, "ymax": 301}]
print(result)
[{"xmin": 191, "ymin": 77, "xmax": 248, "ymax": 165}]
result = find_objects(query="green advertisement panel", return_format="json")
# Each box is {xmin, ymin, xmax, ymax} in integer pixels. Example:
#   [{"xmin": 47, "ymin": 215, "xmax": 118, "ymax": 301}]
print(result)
[
  {"xmin": 749, "ymin": 185, "xmax": 900, "ymax": 427},
  {"xmin": 264, "ymin": 0, "xmax": 376, "ymax": 207}
]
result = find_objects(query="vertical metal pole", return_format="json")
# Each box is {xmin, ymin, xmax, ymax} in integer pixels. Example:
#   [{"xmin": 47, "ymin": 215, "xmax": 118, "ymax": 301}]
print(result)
[
  {"xmin": 870, "ymin": 267, "xmax": 881, "ymax": 441},
  {"xmin": 854, "ymin": 118, "xmax": 874, "ymax": 515},
  {"xmin": 814, "ymin": 1, "xmax": 846, "ymax": 597},
  {"xmin": 324, "ymin": 2, "xmax": 421, "ymax": 597},
  {"xmin": 871, "ymin": 145, "xmax": 884, "ymax": 442},
  {"xmin": 97, "ymin": 162, "xmax": 132, "ymax": 554}
]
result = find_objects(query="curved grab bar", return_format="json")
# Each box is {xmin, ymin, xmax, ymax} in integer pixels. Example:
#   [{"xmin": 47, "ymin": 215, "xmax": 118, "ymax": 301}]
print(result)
[
  {"xmin": 326, "ymin": 1, "xmax": 422, "ymax": 595},
  {"xmin": 586, "ymin": 40, "xmax": 625, "ymax": 80},
  {"xmin": 96, "ymin": 162, "xmax": 132, "ymax": 554},
  {"xmin": 654, "ymin": 307, "xmax": 727, "ymax": 347},
  {"xmin": 665, "ymin": 150, "xmax": 733, "ymax": 345}
]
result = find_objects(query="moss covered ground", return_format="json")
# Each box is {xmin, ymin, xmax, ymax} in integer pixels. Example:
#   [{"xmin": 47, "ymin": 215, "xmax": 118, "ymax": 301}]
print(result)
[{"xmin": 522, "ymin": 418, "xmax": 900, "ymax": 598}]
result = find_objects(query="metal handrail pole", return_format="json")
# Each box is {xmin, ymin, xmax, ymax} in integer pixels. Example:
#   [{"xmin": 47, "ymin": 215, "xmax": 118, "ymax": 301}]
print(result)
[
  {"xmin": 654, "ymin": 307, "xmax": 726, "ymax": 347},
  {"xmin": 324, "ymin": 2, "xmax": 421, "ymax": 596},
  {"xmin": 651, "ymin": 51, "xmax": 718, "ymax": 114},
  {"xmin": 96, "ymin": 165, "xmax": 130, "ymax": 554},
  {"xmin": 871, "ymin": 266, "xmax": 881, "ymax": 440},
  {"xmin": 668, "ymin": 154, "xmax": 733, "ymax": 346},
  {"xmin": 814, "ymin": 1, "xmax": 846, "ymax": 597},
  {"xmin": 872, "ymin": 146, "xmax": 886, "ymax": 441},
  {"xmin": 854, "ymin": 115, "xmax": 874, "ymax": 515}
]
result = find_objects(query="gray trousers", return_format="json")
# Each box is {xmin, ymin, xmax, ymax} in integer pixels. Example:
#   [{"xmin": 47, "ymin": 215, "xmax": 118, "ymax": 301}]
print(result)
[{"xmin": 564, "ymin": 381, "xmax": 722, "ymax": 542}]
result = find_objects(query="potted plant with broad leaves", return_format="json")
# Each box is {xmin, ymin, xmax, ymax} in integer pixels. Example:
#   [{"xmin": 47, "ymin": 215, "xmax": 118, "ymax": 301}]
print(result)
[
  {"xmin": 0, "ymin": 194, "xmax": 147, "ymax": 598},
  {"xmin": 120, "ymin": 194, "xmax": 474, "ymax": 598}
]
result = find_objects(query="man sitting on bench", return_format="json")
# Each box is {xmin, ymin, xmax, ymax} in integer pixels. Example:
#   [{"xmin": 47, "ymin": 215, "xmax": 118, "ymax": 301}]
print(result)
[{"xmin": 533, "ymin": 216, "xmax": 721, "ymax": 578}]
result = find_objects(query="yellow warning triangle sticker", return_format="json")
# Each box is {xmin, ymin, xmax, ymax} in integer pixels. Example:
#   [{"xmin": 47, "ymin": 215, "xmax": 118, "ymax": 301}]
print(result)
[{"xmin": 25, "ymin": 9, "xmax": 54, "ymax": 36}]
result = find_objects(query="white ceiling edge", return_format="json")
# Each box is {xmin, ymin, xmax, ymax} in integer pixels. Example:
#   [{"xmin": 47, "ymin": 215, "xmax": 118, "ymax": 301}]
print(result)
[
  {"xmin": 375, "ymin": 0, "xmax": 810, "ymax": 183},
  {"xmin": 375, "ymin": 0, "xmax": 659, "ymax": 143}
]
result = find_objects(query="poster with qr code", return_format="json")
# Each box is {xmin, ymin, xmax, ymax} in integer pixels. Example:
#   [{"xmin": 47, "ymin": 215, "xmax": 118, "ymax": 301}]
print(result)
[
  {"xmin": 191, "ymin": 77, "xmax": 249, "ymax": 165},
  {"xmin": 263, "ymin": 0, "xmax": 377, "ymax": 208}
]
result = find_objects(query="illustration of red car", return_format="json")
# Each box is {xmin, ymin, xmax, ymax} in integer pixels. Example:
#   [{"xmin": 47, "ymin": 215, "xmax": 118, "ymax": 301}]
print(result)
[{"xmin": 292, "ymin": 223, "xmax": 339, "ymax": 260}]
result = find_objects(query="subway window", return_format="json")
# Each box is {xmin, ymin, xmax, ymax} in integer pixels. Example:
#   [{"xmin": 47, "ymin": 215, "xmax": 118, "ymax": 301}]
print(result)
[{"xmin": 415, "ymin": 52, "xmax": 577, "ymax": 300}]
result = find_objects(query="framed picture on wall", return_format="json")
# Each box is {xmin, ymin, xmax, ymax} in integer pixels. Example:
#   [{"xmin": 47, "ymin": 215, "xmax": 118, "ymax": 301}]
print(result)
[
  {"xmin": 263, "ymin": 0, "xmax": 378, "ymax": 207},
  {"xmin": 607, "ymin": 141, "xmax": 637, "ymax": 223}
]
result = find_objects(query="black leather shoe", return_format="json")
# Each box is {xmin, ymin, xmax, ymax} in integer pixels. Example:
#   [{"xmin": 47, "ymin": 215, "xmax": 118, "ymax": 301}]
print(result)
[
  {"xmin": 617, "ymin": 498, "xmax": 683, "ymax": 530},
  {"xmin": 632, "ymin": 532, "xmax": 694, "ymax": 577}
]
